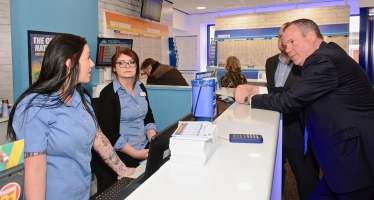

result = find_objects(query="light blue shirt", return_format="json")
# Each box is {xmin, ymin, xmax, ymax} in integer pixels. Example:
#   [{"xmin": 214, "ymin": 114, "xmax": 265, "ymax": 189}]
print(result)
[
  {"xmin": 13, "ymin": 89, "xmax": 96, "ymax": 200},
  {"xmin": 113, "ymin": 78, "xmax": 157, "ymax": 150},
  {"xmin": 274, "ymin": 53, "xmax": 294, "ymax": 87}
]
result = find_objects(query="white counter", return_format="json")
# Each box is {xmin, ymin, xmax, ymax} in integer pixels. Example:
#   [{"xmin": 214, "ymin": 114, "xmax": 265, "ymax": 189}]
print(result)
[{"xmin": 125, "ymin": 103, "xmax": 281, "ymax": 200}]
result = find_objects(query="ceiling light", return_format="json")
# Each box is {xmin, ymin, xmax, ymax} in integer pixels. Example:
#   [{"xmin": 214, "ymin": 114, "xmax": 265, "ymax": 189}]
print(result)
[{"xmin": 197, "ymin": 7, "xmax": 206, "ymax": 9}]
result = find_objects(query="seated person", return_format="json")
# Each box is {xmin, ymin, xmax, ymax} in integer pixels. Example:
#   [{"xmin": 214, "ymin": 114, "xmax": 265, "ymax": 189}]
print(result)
[
  {"xmin": 220, "ymin": 56, "xmax": 248, "ymax": 88},
  {"xmin": 141, "ymin": 58, "xmax": 189, "ymax": 86},
  {"xmin": 91, "ymin": 49, "xmax": 157, "ymax": 194}
]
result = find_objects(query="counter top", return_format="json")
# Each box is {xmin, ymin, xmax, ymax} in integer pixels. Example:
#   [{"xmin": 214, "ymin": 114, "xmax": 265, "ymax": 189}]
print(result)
[{"xmin": 126, "ymin": 103, "xmax": 281, "ymax": 200}]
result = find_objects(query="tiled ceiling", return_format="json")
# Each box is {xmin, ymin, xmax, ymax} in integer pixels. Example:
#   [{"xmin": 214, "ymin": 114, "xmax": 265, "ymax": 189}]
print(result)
[{"xmin": 168, "ymin": 0, "xmax": 359, "ymax": 15}]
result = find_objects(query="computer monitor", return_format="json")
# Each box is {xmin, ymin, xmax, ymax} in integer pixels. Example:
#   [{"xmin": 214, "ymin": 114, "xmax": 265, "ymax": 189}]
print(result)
[
  {"xmin": 112, "ymin": 113, "xmax": 196, "ymax": 200},
  {"xmin": 144, "ymin": 112, "xmax": 195, "ymax": 180},
  {"xmin": 140, "ymin": 0, "xmax": 163, "ymax": 22}
]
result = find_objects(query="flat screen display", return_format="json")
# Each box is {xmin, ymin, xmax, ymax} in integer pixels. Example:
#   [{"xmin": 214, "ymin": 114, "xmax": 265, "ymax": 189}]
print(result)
[
  {"xmin": 141, "ymin": 0, "xmax": 163, "ymax": 22},
  {"xmin": 96, "ymin": 37, "xmax": 133, "ymax": 66}
]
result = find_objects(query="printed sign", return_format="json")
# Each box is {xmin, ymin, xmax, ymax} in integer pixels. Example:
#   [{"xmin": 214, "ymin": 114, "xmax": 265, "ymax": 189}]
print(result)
[{"xmin": 0, "ymin": 182, "xmax": 21, "ymax": 200}]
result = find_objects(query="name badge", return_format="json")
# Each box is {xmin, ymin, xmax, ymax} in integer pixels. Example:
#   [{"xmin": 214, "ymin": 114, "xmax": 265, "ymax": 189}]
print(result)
[{"xmin": 140, "ymin": 92, "xmax": 146, "ymax": 97}]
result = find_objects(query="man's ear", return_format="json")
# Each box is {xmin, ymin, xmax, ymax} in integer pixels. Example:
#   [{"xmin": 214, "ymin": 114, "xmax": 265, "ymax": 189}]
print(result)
[
  {"xmin": 307, "ymin": 30, "xmax": 317, "ymax": 43},
  {"xmin": 65, "ymin": 58, "xmax": 71, "ymax": 72}
]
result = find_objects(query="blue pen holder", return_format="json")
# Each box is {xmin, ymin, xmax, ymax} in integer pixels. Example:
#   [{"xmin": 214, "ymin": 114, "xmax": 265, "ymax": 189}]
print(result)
[{"xmin": 191, "ymin": 78, "xmax": 216, "ymax": 121}]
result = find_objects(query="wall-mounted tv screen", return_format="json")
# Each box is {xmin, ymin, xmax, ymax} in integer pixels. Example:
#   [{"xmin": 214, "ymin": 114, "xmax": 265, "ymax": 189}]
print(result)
[
  {"xmin": 141, "ymin": 0, "xmax": 163, "ymax": 22},
  {"xmin": 96, "ymin": 37, "xmax": 133, "ymax": 66}
]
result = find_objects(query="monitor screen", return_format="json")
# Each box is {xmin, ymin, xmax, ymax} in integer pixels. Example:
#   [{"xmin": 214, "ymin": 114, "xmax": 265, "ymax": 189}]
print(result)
[
  {"xmin": 140, "ymin": 0, "xmax": 163, "ymax": 22},
  {"xmin": 96, "ymin": 37, "xmax": 133, "ymax": 66},
  {"xmin": 144, "ymin": 113, "xmax": 195, "ymax": 180}
]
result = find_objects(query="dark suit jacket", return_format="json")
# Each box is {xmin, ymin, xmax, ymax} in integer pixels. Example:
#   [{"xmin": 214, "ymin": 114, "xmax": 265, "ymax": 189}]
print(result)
[
  {"xmin": 265, "ymin": 54, "xmax": 303, "ymax": 150},
  {"xmin": 147, "ymin": 62, "xmax": 189, "ymax": 86},
  {"xmin": 252, "ymin": 42, "xmax": 374, "ymax": 193}
]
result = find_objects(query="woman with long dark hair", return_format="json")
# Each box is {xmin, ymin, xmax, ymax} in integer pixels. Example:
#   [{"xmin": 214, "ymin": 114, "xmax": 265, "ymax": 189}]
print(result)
[
  {"xmin": 91, "ymin": 48, "xmax": 157, "ymax": 194},
  {"xmin": 7, "ymin": 34, "xmax": 134, "ymax": 199}
]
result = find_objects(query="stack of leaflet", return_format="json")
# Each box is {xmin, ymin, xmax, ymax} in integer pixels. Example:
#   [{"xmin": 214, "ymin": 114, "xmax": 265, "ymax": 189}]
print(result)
[{"xmin": 169, "ymin": 121, "xmax": 219, "ymax": 166}]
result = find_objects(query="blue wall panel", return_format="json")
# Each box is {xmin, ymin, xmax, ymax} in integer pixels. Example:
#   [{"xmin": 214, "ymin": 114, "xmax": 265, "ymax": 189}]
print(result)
[
  {"xmin": 359, "ymin": 7, "xmax": 374, "ymax": 84},
  {"xmin": 168, "ymin": 37, "xmax": 177, "ymax": 68},
  {"xmin": 10, "ymin": 0, "xmax": 99, "ymax": 100}
]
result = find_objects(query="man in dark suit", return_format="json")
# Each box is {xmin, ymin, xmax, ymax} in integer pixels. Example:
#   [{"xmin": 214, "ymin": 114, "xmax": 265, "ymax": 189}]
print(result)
[
  {"xmin": 266, "ymin": 22, "xmax": 319, "ymax": 200},
  {"xmin": 234, "ymin": 19, "xmax": 374, "ymax": 199}
]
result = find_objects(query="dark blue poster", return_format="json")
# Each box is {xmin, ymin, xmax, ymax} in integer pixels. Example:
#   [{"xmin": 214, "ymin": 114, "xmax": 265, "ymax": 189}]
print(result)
[{"xmin": 28, "ymin": 30, "xmax": 62, "ymax": 85}]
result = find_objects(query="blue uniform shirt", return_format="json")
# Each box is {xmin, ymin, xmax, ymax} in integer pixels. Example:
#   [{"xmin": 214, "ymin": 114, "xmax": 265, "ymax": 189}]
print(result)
[
  {"xmin": 13, "ymin": 90, "xmax": 96, "ymax": 200},
  {"xmin": 112, "ymin": 78, "xmax": 157, "ymax": 150},
  {"xmin": 274, "ymin": 53, "xmax": 294, "ymax": 87}
]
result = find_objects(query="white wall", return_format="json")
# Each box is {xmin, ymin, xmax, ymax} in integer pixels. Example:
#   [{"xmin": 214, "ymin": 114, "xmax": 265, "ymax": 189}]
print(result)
[
  {"xmin": 0, "ymin": 0, "xmax": 13, "ymax": 103},
  {"xmin": 173, "ymin": 10, "xmax": 189, "ymax": 31},
  {"xmin": 173, "ymin": 12, "xmax": 216, "ymax": 72}
]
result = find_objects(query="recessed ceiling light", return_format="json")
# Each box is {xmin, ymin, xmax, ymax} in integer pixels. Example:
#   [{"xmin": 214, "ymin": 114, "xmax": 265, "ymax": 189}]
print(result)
[{"xmin": 197, "ymin": 7, "xmax": 206, "ymax": 9}]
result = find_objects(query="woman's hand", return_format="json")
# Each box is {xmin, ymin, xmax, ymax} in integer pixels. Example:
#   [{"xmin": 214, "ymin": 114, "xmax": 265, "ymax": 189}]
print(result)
[
  {"xmin": 134, "ymin": 149, "xmax": 149, "ymax": 160},
  {"xmin": 146, "ymin": 129, "xmax": 156, "ymax": 143},
  {"xmin": 94, "ymin": 128, "xmax": 134, "ymax": 179},
  {"xmin": 117, "ymin": 167, "xmax": 136, "ymax": 179}
]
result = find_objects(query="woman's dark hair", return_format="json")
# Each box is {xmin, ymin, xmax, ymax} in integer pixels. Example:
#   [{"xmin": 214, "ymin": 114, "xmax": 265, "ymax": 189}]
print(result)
[
  {"xmin": 110, "ymin": 48, "xmax": 140, "ymax": 90},
  {"xmin": 7, "ymin": 34, "xmax": 96, "ymax": 141}
]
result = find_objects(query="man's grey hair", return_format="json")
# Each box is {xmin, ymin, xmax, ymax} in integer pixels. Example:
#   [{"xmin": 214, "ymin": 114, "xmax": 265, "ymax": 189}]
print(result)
[{"xmin": 284, "ymin": 19, "xmax": 324, "ymax": 39}]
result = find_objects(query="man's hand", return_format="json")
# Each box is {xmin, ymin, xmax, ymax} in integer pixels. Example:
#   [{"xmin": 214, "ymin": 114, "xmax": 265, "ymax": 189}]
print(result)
[{"xmin": 234, "ymin": 85, "xmax": 260, "ymax": 104}]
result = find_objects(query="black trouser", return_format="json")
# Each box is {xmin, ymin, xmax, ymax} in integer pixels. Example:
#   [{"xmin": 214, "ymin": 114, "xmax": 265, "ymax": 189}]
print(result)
[{"xmin": 282, "ymin": 146, "xmax": 320, "ymax": 200}]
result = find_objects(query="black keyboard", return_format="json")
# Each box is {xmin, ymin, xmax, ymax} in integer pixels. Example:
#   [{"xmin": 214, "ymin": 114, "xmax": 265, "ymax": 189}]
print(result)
[{"xmin": 92, "ymin": 177, "xmax": 135, "ymax": 200}]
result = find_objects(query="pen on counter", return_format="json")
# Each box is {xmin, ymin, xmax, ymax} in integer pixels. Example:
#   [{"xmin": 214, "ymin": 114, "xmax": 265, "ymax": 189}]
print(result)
[{"xmin": 175, "ymin": 123, "xmax": 187, "ymax": 135}]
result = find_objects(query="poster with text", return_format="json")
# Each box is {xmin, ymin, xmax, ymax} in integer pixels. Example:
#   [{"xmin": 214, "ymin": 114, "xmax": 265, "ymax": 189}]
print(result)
[{"xmin": 28, "ymin": 30, "xmax": 63, "ymax": 85}]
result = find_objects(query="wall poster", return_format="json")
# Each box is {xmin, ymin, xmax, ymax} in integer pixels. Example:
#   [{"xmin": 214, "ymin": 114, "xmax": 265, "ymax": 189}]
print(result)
[{"xmin": 28, "ymin": 30, "xmax": 63, "ymax": 85}]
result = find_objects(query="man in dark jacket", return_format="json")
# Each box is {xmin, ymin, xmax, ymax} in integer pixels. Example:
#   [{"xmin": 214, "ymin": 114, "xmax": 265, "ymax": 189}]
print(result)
[
  {"xmin": 266, "ymin": 22, "xmax": 319, "ymax": 200},
  {"xmin": 234, "ymin": 18, "xmax": 374, "ymax": 199},
  {"xmin": 141, "ymin": 58, "xmax": 189, "ymax": 86}
]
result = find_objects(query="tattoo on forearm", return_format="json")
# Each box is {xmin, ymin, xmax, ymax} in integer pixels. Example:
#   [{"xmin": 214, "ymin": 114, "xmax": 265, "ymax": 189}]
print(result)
[
  {"xmin": 119, "ymin": 165, "xmax": 124, "ymax": 173},
  {"xmin": 101, "ymin": 136, "xmax": 109, "ymax": 146},
  {"xmin": 25, "ymin": 150, "xmax": 46, "ymax": 158},
  {"xmin": 108, "ymin": 151, "xmax": 115, "ymax": 161},
  {"xmin": 94, "ymin": 134, "xmax": 128, "ymax": 176},
  {"xmin": 113, "ymin": 157, "xmax": 120, "ymax": 165}
]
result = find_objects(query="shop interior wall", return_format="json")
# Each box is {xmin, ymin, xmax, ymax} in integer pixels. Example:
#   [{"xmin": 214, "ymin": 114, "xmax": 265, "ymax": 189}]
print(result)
[
  {"xmin": 98, "ymin": 0, "xmax": 173, "ymax": 84},
  {"xmin": 172, "ymin": 0, "xmax": 360, "ymax": 72},
  {"xmin": 0, "ymin": 0, "xmax": 12, "ymax": 103},
  {"xmin": 10, "ymin": 0, "xmax": 99, "ymax": 101}
]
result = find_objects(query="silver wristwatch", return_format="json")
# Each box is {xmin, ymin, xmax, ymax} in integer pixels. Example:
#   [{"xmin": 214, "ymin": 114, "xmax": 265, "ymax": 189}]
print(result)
[{"xmin": 244, "ymin": 96, "xmax": 249, "ymax": 105}]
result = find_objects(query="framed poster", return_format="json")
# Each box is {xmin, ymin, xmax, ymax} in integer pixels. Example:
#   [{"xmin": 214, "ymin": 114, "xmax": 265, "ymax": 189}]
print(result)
[{"xmin": 28, "ymin": 30, "xmax": 63, "ymax": 85}]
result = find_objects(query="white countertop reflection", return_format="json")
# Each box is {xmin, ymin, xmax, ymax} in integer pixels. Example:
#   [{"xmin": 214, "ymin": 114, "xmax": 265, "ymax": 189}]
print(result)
[{"xmin": 126, "ymin": 103, "xmax": 280, "ymax": 200}]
